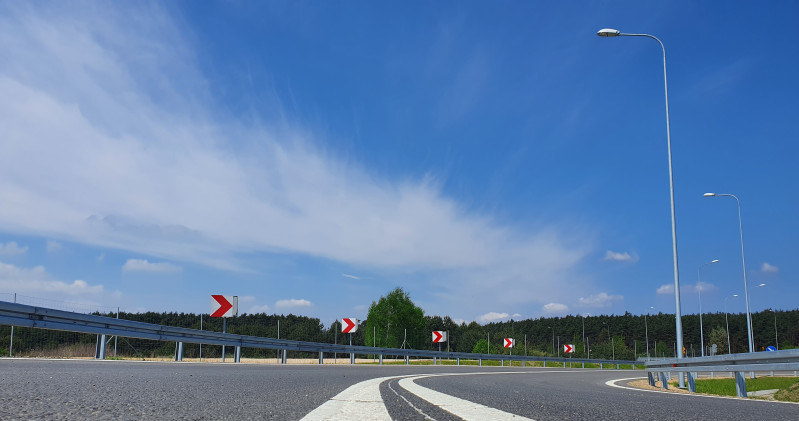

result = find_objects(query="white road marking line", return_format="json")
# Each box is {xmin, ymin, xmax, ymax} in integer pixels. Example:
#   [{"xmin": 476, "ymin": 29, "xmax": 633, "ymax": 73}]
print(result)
[
  {"xmin": 301, "ymin": 370, "xmax": 569, "ymax": 420},
  {"xmin": 300, "ymin": 376, "xmax": 394, "ymax": 421},
  {"xmin": 387, "ymin": 379, "xmax": 437, "ymax": 421},
  {"xmin": 398, "ymin": 374, "xmax": 536, "ymax": 421},
  {"xmin": 605, "ymin": 377, "xmax": 799, "ymax": 406}
]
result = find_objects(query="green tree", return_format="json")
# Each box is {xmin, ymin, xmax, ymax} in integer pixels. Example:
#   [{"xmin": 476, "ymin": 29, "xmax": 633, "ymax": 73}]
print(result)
[
  {"xmin": 364, "ymin": 287, "xmax": 425, "ymax": 349},
  {"xmin": 707, "ymin": 326, "xmax": 729, "ymax": 354}
]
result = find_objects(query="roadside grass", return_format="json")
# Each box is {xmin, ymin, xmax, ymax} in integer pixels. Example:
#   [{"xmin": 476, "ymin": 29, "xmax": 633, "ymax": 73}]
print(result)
[{"xmin": 668, "ymin": 377, "xmax": 799, "ymax": 401}]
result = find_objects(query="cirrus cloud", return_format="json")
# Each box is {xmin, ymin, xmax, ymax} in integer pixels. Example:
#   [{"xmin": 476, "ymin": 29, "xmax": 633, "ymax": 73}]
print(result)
[{"xmin": 122, "ymin": 259, "xmax": 182, "ymax": 273}]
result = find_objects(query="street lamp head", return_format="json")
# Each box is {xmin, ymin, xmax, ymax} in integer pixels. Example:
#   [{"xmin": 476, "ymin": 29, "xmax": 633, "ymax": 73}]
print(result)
[
  {"xmin": 711, "ymin": 259, "xmax": 719, "ymax": 264},
  {"xmin": 733, "ymin": 294, "xmax": 739, "ymax": 297},
  {"xmin": 703, "ymin": 192, "xmax": 716, "ymax": 197},
  {"xmin": 758, "ymin": 283, "xmax": 766, "ymax": 287},
  {"xmin": 597, "ymin": 28, "xmax": 621, "ymax": 37}
]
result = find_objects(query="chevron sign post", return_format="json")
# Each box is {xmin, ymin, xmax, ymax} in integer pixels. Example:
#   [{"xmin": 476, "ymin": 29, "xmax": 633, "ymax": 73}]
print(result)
[
  {"xmin": 341, "ymin": 318, "xmax": 358, "ymax": 333},
  {"xmin": 563, "ymin": 344, "xmax": 575, "ymax": 354},
  {"xmin": 210, "ymin": 295, "xmax": 238, "ymax": 317},
  {"xmin": 504, "ymin": 338, "xmax": 515, "ymax": 348},
  {"xmin": 432, "ymin": 331, "xmax": 447, "ymax": 343}
]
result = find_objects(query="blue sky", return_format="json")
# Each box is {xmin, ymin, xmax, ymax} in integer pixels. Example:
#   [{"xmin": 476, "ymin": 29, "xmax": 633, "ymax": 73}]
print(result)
[{"xmin": 0, "ymin": 1, "xmax": 796, "ymax": 325}]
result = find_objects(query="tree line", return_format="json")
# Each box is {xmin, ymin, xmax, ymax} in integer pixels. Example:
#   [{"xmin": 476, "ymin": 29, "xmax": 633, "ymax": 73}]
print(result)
[{"xmin": 1, "ymin": 288, "xmax": 797, "ymax": 359}]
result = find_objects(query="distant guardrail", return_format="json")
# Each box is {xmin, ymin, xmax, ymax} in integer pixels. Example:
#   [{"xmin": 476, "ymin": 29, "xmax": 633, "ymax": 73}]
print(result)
[
  {"xmin": 644, "ymin": 349, "xmax": 799, "ymax": 397},
  {"xmin": 0, "ymin": 300, "xmax": 636, "ymax": 368}
]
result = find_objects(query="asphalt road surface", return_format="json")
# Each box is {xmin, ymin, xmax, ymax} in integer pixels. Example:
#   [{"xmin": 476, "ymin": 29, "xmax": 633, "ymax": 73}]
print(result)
[{"xmin": 2, "ymin": 359, "xmax": 798, "ymax": 420}]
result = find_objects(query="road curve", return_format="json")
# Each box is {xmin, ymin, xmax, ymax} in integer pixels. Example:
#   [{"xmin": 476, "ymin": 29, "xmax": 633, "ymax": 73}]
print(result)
[{"xmin": 2, "ymin": 359, "xmax": 797, "ymax": 420}]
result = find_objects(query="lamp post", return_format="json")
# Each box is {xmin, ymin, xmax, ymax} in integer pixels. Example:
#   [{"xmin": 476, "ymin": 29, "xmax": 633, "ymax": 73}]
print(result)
[
  {"xmin": 703, "ymin": 193, "xmax": 754, "ymax": 353},
  {"xmin": 724, "ymin": 294, "xmax": 738, "ymax": 354},
  {"xmin": 698, "ymin": 259, "xmax": 719, "ymax": 356},
  {"xmin": 645, "ymin": 306, "xmax": 654, "ymax": 359},
  {"xmin": 598, "ymin": 29, "xmax": 685, "ymax": 377},
  {"xmin": 754, "ymin": 282, "xmax": 766, "ymax": 350}
]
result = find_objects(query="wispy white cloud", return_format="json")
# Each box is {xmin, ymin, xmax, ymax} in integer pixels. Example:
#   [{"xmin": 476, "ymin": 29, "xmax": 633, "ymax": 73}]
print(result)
[
  {"xmin": 761, "ymin": 262, "xmax": 779, "ymax": 273},
  {"xmin": 577, "ymin": 292, "xmax": 622, "ymax": 308},
  {"xmin": 0, "ymin": 261, "xmax": 103, "ymax": 296},
  {"xmin": 511, "ymin": 313, "xmax": 522, "ymax": 319},
  {"xmin": 542, "ymin": 303, "xmax": 568, "ymax": 314},
  {"xmin": 603, "ymin": 250, "xmax": 638, "ymax": 262},
  {"xmin": 656, "ymin": 284, "xmax": 674, "ymax": 295},
  {"xmin": 695, "ymin": 282, "xmax": 717, "ymax": 293},
  {"xmin": 341, "ymin": 273, "xmax": 360, "ymax": 280},
  {"xmin": 0, "ymin": 3, "xmax": 592, "ymax": 315},
  {"xmin": 275, "ymin": 298, "xmax": 312, "ymax": 309},
  {"xmin": 248, "ymin": 304, "xmax": 270, "ymax": 314},
  {"xmin": 122, "ymin": 259, "xmax": 182, "ymax": 273},
  {"xmin": 46, "ymin": 240, "xmax": 62, "ymax": 252},
  {"xmin": 478, "ymin": 312, "xmax": 509, "ymax": 323},
  {"xmin": 0, "ymin": 241, "xmax": 28, "ymax": 256}
]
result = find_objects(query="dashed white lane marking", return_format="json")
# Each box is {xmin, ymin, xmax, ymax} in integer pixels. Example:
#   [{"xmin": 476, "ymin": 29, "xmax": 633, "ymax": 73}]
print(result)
[
  {"xmin": 398, "ymin": 374, "xmax": 535, "ymax": 420},
  {"xmin": 300, "ymin": 376, "xmax": 394, "ymax": 421},
  {"xmin": 605, "ymin": 377, "xmax": 799, "ymax": 405}
]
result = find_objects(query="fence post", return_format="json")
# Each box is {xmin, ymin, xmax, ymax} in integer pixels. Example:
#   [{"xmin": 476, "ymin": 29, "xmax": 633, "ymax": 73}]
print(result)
[
  {"xmin": 234, "ymin": 346, "xmax": 241, "ymax": 363},
  {"xmin": 282, "ymin": 349, "xmax": 287, "ymax": 364},
  {"xmin": 735, "ymin": 372, "xmax": 747, "ymax": 397}
]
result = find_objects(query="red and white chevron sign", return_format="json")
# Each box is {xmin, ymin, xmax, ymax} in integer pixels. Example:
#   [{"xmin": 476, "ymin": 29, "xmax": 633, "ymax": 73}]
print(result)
[
  {"xmin": 341, "ymin": 318, "xmax": 358, "ymax": 333},
  {"xmin": 432, "ymin": 331, "xmax": 447, "ymax": 343},
  {"xmin": 503, "ymin": 338, "xmax": 515, "ymax": 348},
  {"xmin": 210, "ymin": 295, "xmax": 238, "ymax": 318},
  {"xmin": 563, "ymin": 344, "xmax": 575, "ymax": 354}
]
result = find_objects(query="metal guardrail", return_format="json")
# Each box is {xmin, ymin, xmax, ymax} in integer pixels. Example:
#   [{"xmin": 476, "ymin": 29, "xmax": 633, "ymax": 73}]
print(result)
[
  {"xmin": 644, "ymin": 349, "xmax": 799, "ymax": 397},
  {"xmin": 0, "ymin": 300, "xmax": 636, "ymax": 368}
]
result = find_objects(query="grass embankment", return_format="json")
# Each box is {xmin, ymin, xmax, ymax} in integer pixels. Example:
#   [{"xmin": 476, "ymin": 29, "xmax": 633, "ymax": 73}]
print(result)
[{"xmin": 669, "ymin": 377, "xmax": 799, "ymax": 402}]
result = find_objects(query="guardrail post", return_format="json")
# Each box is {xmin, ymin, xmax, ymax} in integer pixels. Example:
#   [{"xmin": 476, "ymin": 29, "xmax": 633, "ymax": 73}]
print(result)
[
  {"xmin": 282, "ymin": 349, "xmax": 287, "ymax": 364},
  {"xmin": 734, "ymin": 372, "xmax": 747, "ymax": 398},
  {"xmin": 687, "ymin": 372, "xmax": 696, "ymax": 392},
  {"xmin": 96, "ymin": 334, "xmax": 107, "ymax": 359},
  {"xmin": 582, "ymin": 362, "xmax": 585, "ymax": 368},
  {"xmin": 457, "ymin": 357, "xmax": 460, "ymax": 366},
  {"xmin": 659, "ymin": 372, "xmax": 668, "ymax": 389},
  {"xmin": 319, "ymin": 352, "xmax": 324, "ymax": 364},
  {"xmin": 563, "ymin": 362, "xmax": 566, "ymax": 368},
  {"xmin": 350, "ymin": 352, "xmax": 354, "ymax": 365},
  {"xmin": 501, "ymin": 360, "xmax": 503, "ymax": 367},
  {"xmin": 175, "ymin": 342, "xmax": 184, "ymax": 362},
  {"xmin": 522, "ymin": 360, "xmax": 525, "ymax": 367},
  {"xmin": 234, "ymin": 346, "xmax": 241, "ymax": 363},
  {"xmin": 479, "ymin": 358, "xmax": 482, "ymax": 366},
  {"xmin": 647, "ymin": 372, "xmax": 655, "ymax": 387},
  {"xmin": 544, "ymin": 361, "xmax": 547, "ymax": 368},
  {"xmin": 599, "ymin": 363, "xmax": 602, "ymax": 369},
  {"xmin": 405, "ymin": 355, "xmax": 409, "ymax": 365},
  {"xmin": 616, "ymin": 363, "xmax": 619, "ymax": 369},
  {"xmin": 379, "ymin": 354, "xmax": 383, "ymax": 365}
]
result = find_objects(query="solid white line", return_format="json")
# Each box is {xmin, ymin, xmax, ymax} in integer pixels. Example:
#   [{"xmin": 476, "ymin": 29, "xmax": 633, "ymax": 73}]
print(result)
[
  {"xmin": 605, "ymin": 377, "xmax": 799, "ymax": 406},
  {"xmin": 300, "ymin": 376, "xmax": 394, "ymax": 421},
  {"xmin": 398, "ymin": 375, "xmax": 536, "ymax": 421},
  {"xmin": 386, "ymin": 379, "xmax": 437, "ymax": 421}
]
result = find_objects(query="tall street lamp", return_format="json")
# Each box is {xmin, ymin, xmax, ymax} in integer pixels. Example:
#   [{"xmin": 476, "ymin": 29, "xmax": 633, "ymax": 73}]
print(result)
[
  {"xmin": 645, "ymin": 306, "xmax": 654, "ymax": 359},
  {"xmin": 598, "ymin": 29, "xmax": 686, "ymax": 374},
  {"xmin": 704, "ymin": 192, "xmax": 754, "ymax": 353},
  {"xmin": 724, "ymin": 294, "xmax": 739, "ymax": 354},
  {"xmin": 698, "ymin": 259, "xmax": 719, "ymax": 356}
]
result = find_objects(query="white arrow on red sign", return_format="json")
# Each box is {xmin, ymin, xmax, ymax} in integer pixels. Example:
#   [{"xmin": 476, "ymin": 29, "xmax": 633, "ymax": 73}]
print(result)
[
  {"xmin": 503, "ymin": 338, "xmax": 515, "ymax": 348},
  {"xmin": 341, "ymin": 318, "xmax": 358, "ymax": 333},
  {"xmin": 432, "ymin": 331, "xmax": 447, "ymax": 343},
  {"xmin": 210, "ymin": 295, "xmax": 238, "ymax": 318},
  {"xmin": 563, "ymin": 344, "xmax": 575, "ymax": 354}
]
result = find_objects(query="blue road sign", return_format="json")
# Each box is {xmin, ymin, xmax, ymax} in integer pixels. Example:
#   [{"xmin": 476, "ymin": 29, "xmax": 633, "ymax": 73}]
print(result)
[{"xmin": 766, "ymin": 346, "xmax": 777, "ymax": 352}]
